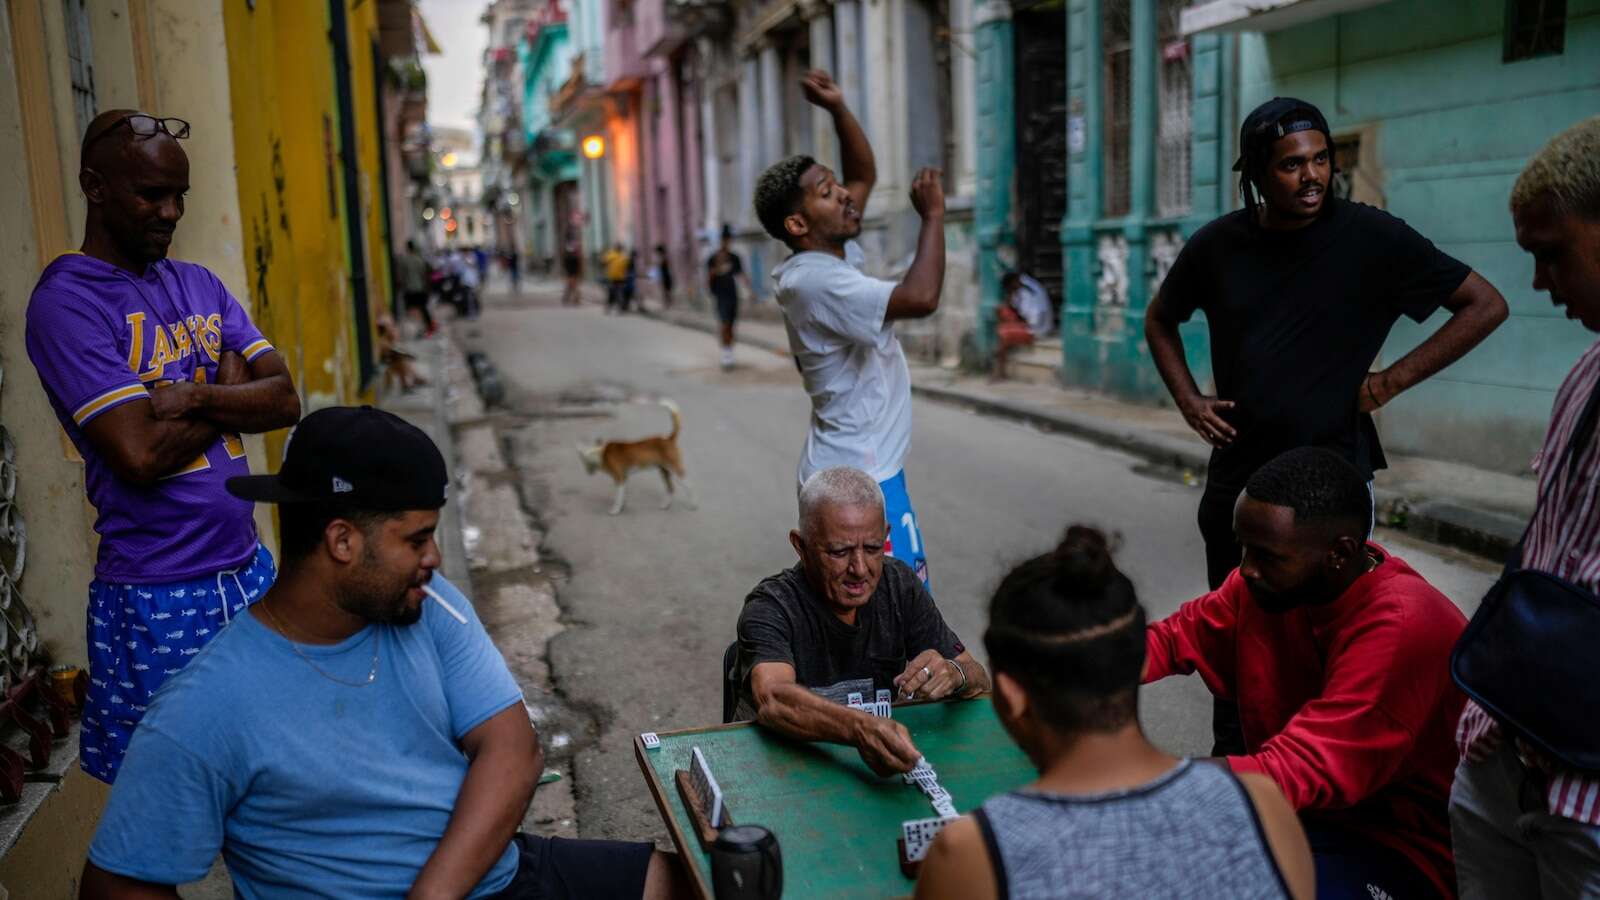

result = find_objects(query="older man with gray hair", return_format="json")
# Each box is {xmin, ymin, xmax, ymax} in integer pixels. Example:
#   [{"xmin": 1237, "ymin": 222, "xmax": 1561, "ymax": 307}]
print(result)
[{"xmin": 733, "ymin": 466, "xmax": 988, "ymax": 776}]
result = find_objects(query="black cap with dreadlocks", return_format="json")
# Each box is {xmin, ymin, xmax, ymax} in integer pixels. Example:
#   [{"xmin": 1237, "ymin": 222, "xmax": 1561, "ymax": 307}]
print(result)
[{"xmin": 1233, "ymin": 97, "xmax": 1337, "ymax": 225}]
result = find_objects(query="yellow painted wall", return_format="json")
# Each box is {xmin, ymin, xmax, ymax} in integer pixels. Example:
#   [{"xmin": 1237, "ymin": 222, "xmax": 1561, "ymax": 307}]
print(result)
[{"xmin": 347, "ymin": 0, "xmax": 393, "ymax": 365}]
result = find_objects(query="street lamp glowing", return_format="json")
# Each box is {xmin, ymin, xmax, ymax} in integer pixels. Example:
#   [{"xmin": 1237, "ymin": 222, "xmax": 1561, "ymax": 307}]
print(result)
[
  {"xmin": 422, "ymin": 207, "xmax": 435, "ymax": 221},
  {"xmin": 581, "ymin": 135, "xmax": 605, "ymax": 159},
  {"xmin": 440, "ymin": 151, "xmax": 459, "ymax": 168},
  {"xmin": 440, "ymin": 206, "xmax": 453, "ymax": 220}
]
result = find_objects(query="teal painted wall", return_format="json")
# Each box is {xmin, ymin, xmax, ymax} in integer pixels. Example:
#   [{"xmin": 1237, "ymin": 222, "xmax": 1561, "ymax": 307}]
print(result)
[{"xmin": 1238, "ymin": 0, "xmax": 1600, "ymax": 473}]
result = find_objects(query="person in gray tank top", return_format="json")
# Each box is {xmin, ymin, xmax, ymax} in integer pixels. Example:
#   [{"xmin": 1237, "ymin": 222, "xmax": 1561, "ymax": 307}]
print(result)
[{"xmin": 913, "ymin": 526, "xmax": 1314, "ymax": 900}]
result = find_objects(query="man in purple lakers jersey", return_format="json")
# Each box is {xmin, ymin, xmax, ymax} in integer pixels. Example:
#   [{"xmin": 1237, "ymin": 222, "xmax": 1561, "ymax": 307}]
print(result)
[{"xmin": 24, "ymin": 110, "xmax": 301, "ymax": 782}]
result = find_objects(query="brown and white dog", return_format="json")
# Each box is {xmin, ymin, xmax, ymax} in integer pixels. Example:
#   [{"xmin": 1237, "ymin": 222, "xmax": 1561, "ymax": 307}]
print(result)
[{"xmin": 577, "ymin": 399, "xmax": 698, "ymax": 515}]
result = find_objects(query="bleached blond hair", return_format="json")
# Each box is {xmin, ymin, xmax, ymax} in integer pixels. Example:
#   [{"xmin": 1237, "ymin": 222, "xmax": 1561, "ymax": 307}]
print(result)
[
  {"xmin": 798, "ymin": 466, "xmax": 884, "ymax": 535},
  {"xmin": 1511, "ymin": 116, "xmax": 1600, "ymax": 220}
]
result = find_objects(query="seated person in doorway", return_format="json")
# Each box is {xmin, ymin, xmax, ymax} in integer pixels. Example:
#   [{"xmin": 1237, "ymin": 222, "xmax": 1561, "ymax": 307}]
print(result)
[
  {"xmin": 992, "ymin": 273, "xmax": 1037, "ymax": 382},
  {"xmin": 915, "ymin": 526, "xmax": 1313, "ymax": 900},
  {"xmin": 734, "ymin": 466, "xmax": 989, "ymax": 775},
  {"xmin": 80, "ymin": 407, "xmax": 688, "ymax": 900},
  {"xmin": 1143, "ymin": 446, "xmax": 1467, "ymax": 900}
]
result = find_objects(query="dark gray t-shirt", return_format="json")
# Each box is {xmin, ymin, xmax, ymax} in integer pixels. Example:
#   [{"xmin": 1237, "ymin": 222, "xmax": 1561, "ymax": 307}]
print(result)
[{"xmin": 734, "ymin": 559, "xmax": 965, "ymax": 719}]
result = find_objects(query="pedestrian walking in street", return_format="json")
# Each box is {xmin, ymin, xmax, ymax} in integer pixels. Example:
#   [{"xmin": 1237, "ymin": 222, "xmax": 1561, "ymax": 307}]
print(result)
[
  {"xmin": 603, "ymin": 243, "xmax": 629, "ymax": 314},
  {"xmin": 1450, "ymin": 116, "xmax": 1600, "ymax": 900},
  {"xmin": 655, "ymin": 243, "xmax": 674, "ymax": 309},
  {"xmin": 755, "ymin": 69, "xmax": 946, "ymax": 589},
  {"xmin": 395, "ymin": 239, "xmax": 436, "ymax": 337},
  {"xmin": 473, "ymin": 243, "xmax": 490, "ymax": 290},
  {"xmin": 25, "ymin": 109, "xmax": 302, "ymax": 784},
  {"xmin": 506, "ymin": 247, "xmax": 522, "ymax": 294},
  {"xmin": 561, "ymin": 232, "xmax": 583, "ymax": 306},
  {"xmin": 707, "ymin": 225, "xmax": 751, "ymax": 368},
  {"xmin": 1144, "ymin": 97, "xmax": 1508, "ymax": 754},
  {"xmin": 79, "ymin": 407, "xmax": 691, "ymax": 900},
  {"xmin": 623, "ymin": 248, "xmax": 639, "ymax": 312}
]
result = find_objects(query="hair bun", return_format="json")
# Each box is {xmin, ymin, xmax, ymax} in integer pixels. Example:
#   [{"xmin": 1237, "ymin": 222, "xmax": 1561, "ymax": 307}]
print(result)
[{"xmin": 1053, "ymin": 525, "xmax": 1115, "ymax": 590}]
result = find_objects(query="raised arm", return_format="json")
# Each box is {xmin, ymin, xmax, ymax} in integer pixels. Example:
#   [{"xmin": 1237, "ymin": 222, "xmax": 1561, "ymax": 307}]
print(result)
[
  {"xmin": 750, "ymin": 662, "xmax": 923, "ymax": 775},
  {"xmin": 801, "ymin": 70, "xmax": 876, "ymax": 214},
  {"xmin": 409, "ymin": 703, "xmax": 541, "ymax": 900},
  {"xmin": 885, "ymin": 169, "xmax": 946, "ymax": 321},
  {"xmin": 1360, "ymin": 271, "xmax": 1509, "ymax": 412}
]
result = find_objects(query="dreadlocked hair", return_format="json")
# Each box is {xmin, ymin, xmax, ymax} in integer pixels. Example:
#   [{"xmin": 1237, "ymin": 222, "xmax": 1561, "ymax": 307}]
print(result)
[
  {"xmin": 1238, "ymin": 126, "xmax": 1338, "ymax": 224},
  {"xmin": 984, "ymin": 525, "xmax": 1146, "ymax": 733}
]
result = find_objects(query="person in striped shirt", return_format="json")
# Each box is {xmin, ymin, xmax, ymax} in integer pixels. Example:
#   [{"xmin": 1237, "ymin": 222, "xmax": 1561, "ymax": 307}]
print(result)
[
  {"xmin": 23, "ymin": 110, "xmax": 301, "ymax": 783},
  {"xmin": 1450, "ymin": 116, "xmax": 1600, "ymax": 898}
]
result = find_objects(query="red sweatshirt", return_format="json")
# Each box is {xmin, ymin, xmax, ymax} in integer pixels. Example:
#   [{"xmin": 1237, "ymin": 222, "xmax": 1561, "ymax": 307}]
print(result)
[{"xmin": 1145, "ymin": 545, "xmax": 1467, "ymax": 899}]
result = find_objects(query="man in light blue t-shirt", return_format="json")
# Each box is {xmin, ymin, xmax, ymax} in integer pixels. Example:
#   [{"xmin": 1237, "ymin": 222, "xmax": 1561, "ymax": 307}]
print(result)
[
  {"xmin": 81, "ymin": 407, "xmax": 687, "ymax": 900},
  {"xmin": 754, "ymin": 69, "xmax": 947, "ymax": 590}
]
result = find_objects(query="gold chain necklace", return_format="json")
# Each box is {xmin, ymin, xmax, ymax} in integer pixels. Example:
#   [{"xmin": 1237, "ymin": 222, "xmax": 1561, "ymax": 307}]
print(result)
[{"xmin": 259, "ymin": 599, "xmax": 379, "ymax": 688}]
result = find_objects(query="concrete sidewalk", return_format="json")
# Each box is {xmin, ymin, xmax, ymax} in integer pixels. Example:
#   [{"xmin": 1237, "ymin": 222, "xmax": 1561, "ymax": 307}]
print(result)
[{"xmin": 644, "ymin": 304, "xmax": 1536, "ymax": 563}]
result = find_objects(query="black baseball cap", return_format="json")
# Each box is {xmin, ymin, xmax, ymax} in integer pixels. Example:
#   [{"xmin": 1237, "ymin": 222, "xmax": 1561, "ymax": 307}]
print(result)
[
  {"xmin": 226, "ymin": 406, "xmax": 447, "ymax": 510},
  {"xmin": 1232, "ymin": 97, "xmax": 1331, "ymax": 172}
]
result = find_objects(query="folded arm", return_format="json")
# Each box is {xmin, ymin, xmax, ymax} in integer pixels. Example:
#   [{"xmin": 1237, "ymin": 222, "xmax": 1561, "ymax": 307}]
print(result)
[
  {"xmin": 409, "ymin": 704, "xmax": 542, "ymax": 899},
  {"xmin": 154, "ymin": 350, "xmax": 301, "ymax": 434}
]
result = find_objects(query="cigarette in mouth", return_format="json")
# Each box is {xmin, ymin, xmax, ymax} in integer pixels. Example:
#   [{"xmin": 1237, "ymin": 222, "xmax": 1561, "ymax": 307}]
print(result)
[{"xmin": 422, "ymin": 583, "xmax": 468, "ymax": 624}]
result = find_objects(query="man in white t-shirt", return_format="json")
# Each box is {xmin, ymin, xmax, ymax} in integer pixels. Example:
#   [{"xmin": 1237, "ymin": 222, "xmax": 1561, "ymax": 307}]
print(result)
[{"xmin": 753, "ymin": 69, "xmax": 946, "ymax": 587}]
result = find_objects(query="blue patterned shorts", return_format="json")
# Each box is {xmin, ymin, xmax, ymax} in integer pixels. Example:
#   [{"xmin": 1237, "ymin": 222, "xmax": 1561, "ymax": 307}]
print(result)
[{"xmin": 82, "ymin": 543, "xmax": 275, "ymax": 783}]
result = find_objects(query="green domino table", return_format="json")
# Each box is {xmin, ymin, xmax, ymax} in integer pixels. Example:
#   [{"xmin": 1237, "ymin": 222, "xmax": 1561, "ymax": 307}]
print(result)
[{"xmin": 633, "ymin": 698, "xmax": 1035, "ymax": 899}]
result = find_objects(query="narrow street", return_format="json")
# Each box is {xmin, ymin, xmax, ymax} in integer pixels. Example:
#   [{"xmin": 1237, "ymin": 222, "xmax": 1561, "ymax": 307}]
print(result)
[{"xmin": 456, "ymin": 279, "xmax": 1500, "ymax": 847}]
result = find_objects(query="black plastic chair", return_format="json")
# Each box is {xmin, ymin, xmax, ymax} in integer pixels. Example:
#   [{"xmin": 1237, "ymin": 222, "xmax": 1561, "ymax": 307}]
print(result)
[{"xmin": 722, "ymin": 640, "xmax": 740, "ymax": 724}]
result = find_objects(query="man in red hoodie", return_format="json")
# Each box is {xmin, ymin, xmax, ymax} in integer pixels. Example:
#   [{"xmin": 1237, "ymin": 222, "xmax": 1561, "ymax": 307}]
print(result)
[{"xmin": 1145, "ymin": 446, "xmax": 1466, "ymax": 900}]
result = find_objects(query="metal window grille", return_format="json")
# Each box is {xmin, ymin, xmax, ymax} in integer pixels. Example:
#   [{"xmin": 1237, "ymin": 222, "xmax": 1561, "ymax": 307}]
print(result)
[
  {"xmin": 63, "ymin": 0, "xmax": 97, "ymax": 138},
  {"xmin": 1101, "ymin": 0, "xmax": 1132, "ymax": 218},
  {"xmin": 1504, "ymin": 0, "xmax": 1566, "ymax": 62},
  {"xmin": 1155, "ymin": 0, "xmax": 1191, "ymax": 218}
]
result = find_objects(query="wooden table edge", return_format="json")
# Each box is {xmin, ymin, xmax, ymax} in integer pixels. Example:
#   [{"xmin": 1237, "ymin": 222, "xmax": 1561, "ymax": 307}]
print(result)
[{"xmin": 635, "ymin": 733, "xmax": 716, "ymax": 900}]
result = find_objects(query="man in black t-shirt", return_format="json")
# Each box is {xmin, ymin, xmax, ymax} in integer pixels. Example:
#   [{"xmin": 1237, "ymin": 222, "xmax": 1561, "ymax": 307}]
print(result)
[
  {"xmin": 735, "ymin": 466, "xmax": 989, "ymax": 775},
  {"xmin": 707, "ymin": 225, "xmax": 750, "ymax": 369},
  {"xmin": 1146, "ymin": 97, "xmax": 1507, "ymax": 754}
]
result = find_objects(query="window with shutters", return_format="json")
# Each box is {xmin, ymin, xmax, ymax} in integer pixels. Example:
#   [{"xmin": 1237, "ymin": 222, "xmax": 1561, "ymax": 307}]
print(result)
[
  {"xmin": 1101, "ymin": 0, "xmax": 1132, "ymax": 218},
  {"xmin": 63, "ymin": 0, "xmax": 97, "ymax": 138},
  {"xmin": 1155, "ymin": 0, "xmax": 1191, "ymax": 218},
  {"xmin": 1504, "ymin": 0, "xmax": 1565, "ymax": 62}
]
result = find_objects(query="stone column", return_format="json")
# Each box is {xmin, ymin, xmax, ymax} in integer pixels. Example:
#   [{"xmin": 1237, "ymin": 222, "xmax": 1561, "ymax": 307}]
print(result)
[
  {"xmin": 1061, "ymin": 0, "xmax": 1102, "ymax": 388},
  {"xmin": 951, "ymin": 0, "xmax": 979, "ymax": 199},
  {"xmin": 759, "ymin": 38, "xmax": 785, "ymax": 161},
  {"xmin": 699, "ymin": 39, "xmax": 723, "ymax": 237},
  {"xmin": 738, "ymin": 52, "xmax": 763, "ymax": 230},
  {"xmin": 802, "ymin": 0, "xmax": 838, "ymax": 167},
  {"xmin": 833, "ymin": 0, "xmax": 863, "ymax": 121},
  {"xmin": 972, "ymin": 0, "xmax": 1014, "ymax": 357}
]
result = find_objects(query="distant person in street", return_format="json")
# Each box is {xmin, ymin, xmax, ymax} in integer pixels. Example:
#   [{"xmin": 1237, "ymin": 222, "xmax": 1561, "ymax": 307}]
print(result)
[
  {"xmin": 707, "ymin": 225, "xmax": 751, "ymax": 369},
  {"xmin": 914, "ymin": 526, "xmax": 1313, "ymax": 900},
  {"xmin": 473, "ymin": 243, "xmax": 490, "ymax": 289},
  {"xmin": 506, "ymin": 247, "xmax": 522, "ymax": 294},
  {"xmin": 755, "ymin": 69, "xmax": 946, "ymax": 588},
  {"xmin": 603, "ymin": 243, "xmax": 629, "ymax": 314},
  {"xmin": 654, "ymin": 243, "xmax": 674, "ymax": 309},
  {"xmin": 1144, "ymin": 96, "xmax": 1507, "ymax": 755},
  {"xmin": 395, "ymin": 238, "xmax": 436, "ymax": 336},
  {"xmin": 25, "ymin": 109, "xmax": 302, "ymax": 784},
  {"xmin": 624, "ymin": 248, "xmax": 639, "ymax": 312},
  {"xmin": 1003, "ymin": 270, "xmax": 1054, "ymax": 337},
  {"xmin": 79, "ymin": 407, "xmax": 689, "ymax": 900},
  {"xmin": 734, "ymin": 466, "xmax": 989, "ymax": 776},
  {"xmin": 992, "ymin": 272, "xmax": 1037, "ymax": 382},
  {"xmin": 1144, "ymin": 447, "xmax": 1467, "ymax": 900},
  {"xmin": 1451, "ymin": 116, "xmax": 1600, "ymax": 900},
  {"xmin": 561, "ymin": 233, "xmax": 582, "ymax": 306}
]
